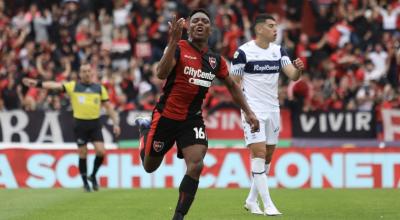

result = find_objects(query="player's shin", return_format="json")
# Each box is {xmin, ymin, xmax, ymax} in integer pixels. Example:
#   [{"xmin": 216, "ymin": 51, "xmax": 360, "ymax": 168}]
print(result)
[
  {"xmin": 265, "ymin": 163, "xmax": 270, "ymax": 175},
  {"xmin": 139, "ymin": 137, "xmax": 145, "ymax": 164},
  {"xmin": 246, "ymin": 179, "xmax": 258, "ymax": 203},
  {"xmin": 88, "ymin": 157, "xmax": 102, "ymax": 191},
  {"xmin": 79, "ymin": 158, "xmax": 89, "ymax": 186},
  {"xmin": 251, "ymin": 158, "xmax": 272, "ymax": 207},
  {"xmin": 92, "ymin": 155, "xmax": 104, "ymax": 177},
  {"xmin": 173, "ymin": 175, "xmax": 199, "ymax": 218},
  {"xmin": 138, "ymin": 129, "xmax": 150, "ymax": 165}
]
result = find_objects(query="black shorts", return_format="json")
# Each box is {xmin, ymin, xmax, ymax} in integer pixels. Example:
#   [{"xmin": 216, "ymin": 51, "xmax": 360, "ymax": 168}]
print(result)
[
  {"xmin": 74, "ymin": 118, "xmax": 104, "ymax": 147},
  {"xmin": 141, "ymin": 110, "xmax": 208, "ymax": 157}
]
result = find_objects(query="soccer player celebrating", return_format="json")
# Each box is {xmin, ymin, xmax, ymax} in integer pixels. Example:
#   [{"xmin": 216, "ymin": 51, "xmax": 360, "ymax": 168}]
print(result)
[
  {"xmin": 231, "ymin": 14, "xmax": 304, "ymax": 216},
  {"xmin": 135, "ymin": 9, "xmax": 259, "ymax": 220},
  {"xmin": 23, "ymin": 63, "xmax": 121, "ymax": 192}
]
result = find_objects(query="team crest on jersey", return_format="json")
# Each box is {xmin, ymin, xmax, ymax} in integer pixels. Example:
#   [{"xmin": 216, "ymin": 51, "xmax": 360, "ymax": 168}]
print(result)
[
  {"xmin": 233, "ymin": 51, "xmax": 239, "ymax": 59},
  {"xmin": 209, "ymin": 57, "xmax": 216, "ymax": 69},
  {"xmin": 153, "ymin": 141, "xmax": 164, "ymax": 152}
]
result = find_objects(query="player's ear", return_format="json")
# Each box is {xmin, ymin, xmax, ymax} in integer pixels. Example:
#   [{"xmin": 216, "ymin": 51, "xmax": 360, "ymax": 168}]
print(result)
[{"xmin": 255, "ymin": 24, "xmax": 261, "ymax": 35}]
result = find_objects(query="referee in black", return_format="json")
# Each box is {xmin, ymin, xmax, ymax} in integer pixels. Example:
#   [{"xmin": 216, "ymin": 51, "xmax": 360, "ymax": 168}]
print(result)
[{"xmin": 23, "ymin": 63, "xmax": 121, "ymax": 192}]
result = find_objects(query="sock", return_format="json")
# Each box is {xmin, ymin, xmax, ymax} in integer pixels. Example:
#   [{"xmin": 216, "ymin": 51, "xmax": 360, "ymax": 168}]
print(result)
[
  {"xmin": 246, "ymin": 179, "xmax": 258, "ymax": 204},
  {"xmin": 140, "ymin": 145, "xmax": 145, "ymax": 163},
  {"xmin": 172, "ymin": 212, "xmax": 184, "ymax": 220},
  {"xmin": 265, "ymin": 163, "xmax": 270, "ymax": 175},
  {"xmin": 246, "ymin": 162, "xmax": 272, "ymax": 204},
  {"xmin": 174, "ymin": 175, "xmax": 199, "ymax": 216},
  {"xmin": 136, "ymin": 118, "xmax": 151, "ymax": 133},
  {"xmin": 91, "ymin": 155, "xmax": 104, "ymax": 177},
  {"xmin": 79, "ymin": 158, "xmax": 88, "ymax": 185},
  {"xmin": 251, "ymin": 158, "xmax": 273, "ymax": 208},
  {"xmin": 138, "ymin": 122, "xmax": 150, "ymax": 137},
  {"xmin": 176, "ymin": 147, "xmax": 183, "ymax": 159}
]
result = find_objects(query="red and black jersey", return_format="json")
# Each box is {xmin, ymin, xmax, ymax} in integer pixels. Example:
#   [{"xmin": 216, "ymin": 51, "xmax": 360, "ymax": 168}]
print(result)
[{"xmin": 156, "ymin": 40, "xmax": 229, "ymax": 120}]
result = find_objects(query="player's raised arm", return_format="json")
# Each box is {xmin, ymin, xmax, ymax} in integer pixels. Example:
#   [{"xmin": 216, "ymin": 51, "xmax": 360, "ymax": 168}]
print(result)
[
  {"xmin": 222, "ymin": 76, "xmax": 260, "ymax": 133},
  {"xmin": 156, "ymin": 15, "xmax": 185, "ymax": 79},
  {"xmin": 22, "ymin": 77, "xmax": 64, "ymax": 91}
]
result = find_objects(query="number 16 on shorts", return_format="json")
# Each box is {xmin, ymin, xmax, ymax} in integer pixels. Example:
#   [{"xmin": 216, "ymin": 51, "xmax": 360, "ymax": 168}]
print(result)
[{"xmin": 193, "ymin": 127, "xmax": 206, "ymax": 139}]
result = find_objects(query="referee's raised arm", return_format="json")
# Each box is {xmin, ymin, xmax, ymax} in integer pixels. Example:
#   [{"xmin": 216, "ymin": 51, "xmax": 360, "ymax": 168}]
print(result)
[{"xmin": 22, "ymin": 77, "xmax": 64, "ymax": 91}]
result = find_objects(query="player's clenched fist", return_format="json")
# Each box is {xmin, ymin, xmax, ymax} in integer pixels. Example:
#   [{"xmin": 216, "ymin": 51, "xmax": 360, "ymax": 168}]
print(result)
[
  {"xmin": 245, "ymin": 112, "xmax": 260, "ymax": 133},
  {"xmin": 292, "ymin": 58, "xmax": 304, "ymax": 71}
]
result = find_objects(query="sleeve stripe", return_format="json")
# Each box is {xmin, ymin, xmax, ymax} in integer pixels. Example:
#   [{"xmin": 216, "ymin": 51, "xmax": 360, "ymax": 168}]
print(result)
[
  {"xmin": 230, "ymin": 69, "xmax": 243, "ymax": 76},
  {"xmin": 230, "ymin": 64, "xmax": 245, "ymax": 76},
  {"xmin": 281, "ymin": 56, "xmax": 291, "ymax": 67}
]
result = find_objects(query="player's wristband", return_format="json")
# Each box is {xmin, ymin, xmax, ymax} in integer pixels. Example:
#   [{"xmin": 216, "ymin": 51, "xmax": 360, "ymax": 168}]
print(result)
[{"xmin": 36, "ymin": 80, "xmax": 43, "ymax": 88}]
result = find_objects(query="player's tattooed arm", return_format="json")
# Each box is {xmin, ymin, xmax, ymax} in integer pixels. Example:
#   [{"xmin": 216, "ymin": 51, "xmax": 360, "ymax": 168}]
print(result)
[{"xmin": 156, "ymin": 15, "xmax": 185, "ymax": 79}]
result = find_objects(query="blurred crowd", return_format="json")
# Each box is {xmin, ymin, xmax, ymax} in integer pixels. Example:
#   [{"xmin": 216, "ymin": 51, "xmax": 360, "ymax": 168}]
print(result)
[{"xmin": 0, "ymin": 0, "xmax": 399, "ymax": 115}]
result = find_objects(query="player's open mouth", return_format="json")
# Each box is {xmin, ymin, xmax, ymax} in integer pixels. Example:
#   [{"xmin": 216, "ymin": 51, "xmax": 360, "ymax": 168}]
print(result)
[{"xmin": 196, "ymin": 27, "xmax": 204, "ymax": 34}]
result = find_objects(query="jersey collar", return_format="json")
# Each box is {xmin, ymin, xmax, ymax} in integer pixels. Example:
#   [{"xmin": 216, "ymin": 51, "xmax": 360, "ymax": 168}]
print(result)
[{"xmin": 186, "ymin": 40, "xmax": 208, "ymax": 54}]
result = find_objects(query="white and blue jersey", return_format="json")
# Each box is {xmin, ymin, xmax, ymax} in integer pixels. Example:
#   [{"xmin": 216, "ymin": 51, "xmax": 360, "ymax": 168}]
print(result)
[{"xmin": 230, "ymin": 40, "xmax": 291, "ymax": 113}]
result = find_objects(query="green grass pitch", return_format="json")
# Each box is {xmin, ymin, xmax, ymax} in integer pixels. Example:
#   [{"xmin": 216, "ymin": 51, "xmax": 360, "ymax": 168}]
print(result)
[{"xmin": 1, "ymin": 188, "xmax": 399, "ymax": 220}]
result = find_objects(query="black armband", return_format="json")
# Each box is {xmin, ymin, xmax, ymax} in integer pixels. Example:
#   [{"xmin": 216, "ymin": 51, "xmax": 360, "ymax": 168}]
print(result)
[{"xmin": 36, "ymin": 80, "xmax": 43, "ymax": 88}]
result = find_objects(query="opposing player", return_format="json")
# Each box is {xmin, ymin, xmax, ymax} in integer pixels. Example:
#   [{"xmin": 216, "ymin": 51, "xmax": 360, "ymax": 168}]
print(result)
[
  {"xmin": 230, "ymin": 14, "xmax": 304, "ymax": 215},
  {"xmin": 135, "ymin": 9, "xmax": 259, "ymax": 220},
  {"xmin": 23, "ymin": 63, "xmax": 121, "ymax": 192}
]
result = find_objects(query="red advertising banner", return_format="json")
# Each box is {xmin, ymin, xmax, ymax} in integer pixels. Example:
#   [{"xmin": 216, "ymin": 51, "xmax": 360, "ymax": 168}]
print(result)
[
  {"xmin": 1, "ymin": 147, "xmax": 400, "ymax": 189},
  {"xmin": 280, "ymin": 109, "xmax": 292, "ymax": 138},
  {"xmin": 205, "ymin": 108, "xmax": 292, "ymax": 139},
  {"xmin": 382, "ymin": 109, "xmax": 400, "ymax": 141},
  {"xmin": 0, "ymin": 109, "xmax": 292, "ymax": 144}
]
